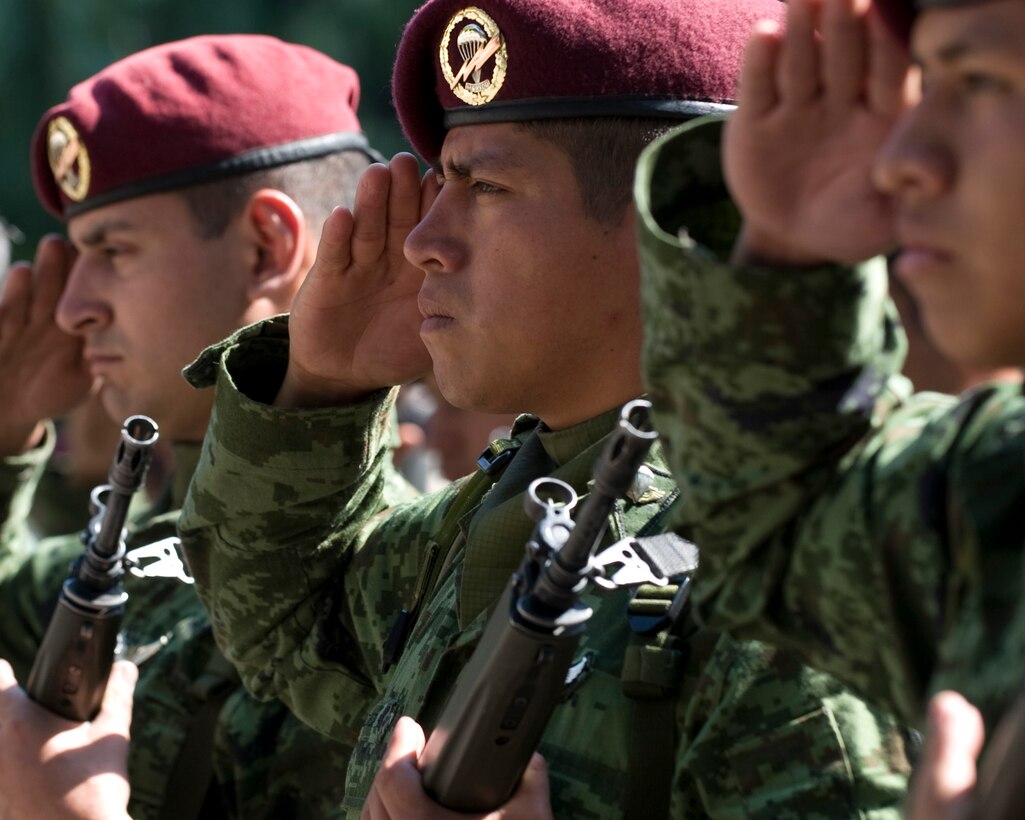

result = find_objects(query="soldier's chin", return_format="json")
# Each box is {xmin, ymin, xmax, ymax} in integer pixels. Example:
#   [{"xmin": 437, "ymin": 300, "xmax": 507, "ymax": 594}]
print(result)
[{"xmin": 95, "ymin": 383, "xmax": 142, "ymax": 426}]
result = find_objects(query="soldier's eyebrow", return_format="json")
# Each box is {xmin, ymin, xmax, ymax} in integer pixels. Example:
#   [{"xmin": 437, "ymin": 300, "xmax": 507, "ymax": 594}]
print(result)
[
  {"xmin": 73, "ymin": 218, "xmax": 138, "ymax": 248},
  {"xmin": 437, "ymin": 147, "xmax": 529, "ymax": 180},
  {"xmin": 914, "ymin": 21, "xmax": 1023, "ymax": 68}
]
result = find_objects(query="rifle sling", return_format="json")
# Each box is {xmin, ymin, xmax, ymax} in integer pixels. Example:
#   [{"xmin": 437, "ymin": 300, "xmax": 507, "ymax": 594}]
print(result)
[
  {"xmin": 157, "ymin": 651, "xmax": 240, "ymax": 820},
  {"xmin": 620, "ymin": 508, "xmax": 696, "ymax": 820},
  {"xmin": 382, "ymin": 438, "xmax": 522, "ymax": 670}
]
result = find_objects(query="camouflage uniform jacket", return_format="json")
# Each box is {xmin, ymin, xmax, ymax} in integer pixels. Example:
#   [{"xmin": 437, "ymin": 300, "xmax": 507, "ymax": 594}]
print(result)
[
  {"xmin": 178, "ymin": 315, "xmax": 911, "ymax": 818},
  {"xmin": 636, "ymin": 115, "xmax": 1025, "ymax": 734},
  {"xmin": 0, "ymin": 432, "xmax": 359, "ymax": 819}
]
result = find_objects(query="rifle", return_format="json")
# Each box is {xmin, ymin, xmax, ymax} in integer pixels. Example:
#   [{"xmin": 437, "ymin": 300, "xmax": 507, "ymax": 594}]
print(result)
[
  {"xmin": 419, "ymin": 399, "xmax": 660, "ymax": 812},
  {"xmin": 26, "ymin": 415, "xmax": 159, "ymax": 721}
]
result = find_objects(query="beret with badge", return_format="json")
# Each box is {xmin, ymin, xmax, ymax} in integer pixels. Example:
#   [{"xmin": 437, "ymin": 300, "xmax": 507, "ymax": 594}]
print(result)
[
  {"xmin": 32, "ymin": 34, "xmax": 379, "ymax": 220},
  {"xmin": 391, "ymin": 0, "xmax": 788, "ymax": 164}
]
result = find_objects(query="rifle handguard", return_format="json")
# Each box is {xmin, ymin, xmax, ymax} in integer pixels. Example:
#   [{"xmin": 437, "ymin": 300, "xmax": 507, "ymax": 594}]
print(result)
[
  {"xmin": 26, "ymin": 415, "xmax": 158, "ymax": 721},
  {"xmin": 419, "ymin": 401, "xmax": 656, "ymax": 811}
]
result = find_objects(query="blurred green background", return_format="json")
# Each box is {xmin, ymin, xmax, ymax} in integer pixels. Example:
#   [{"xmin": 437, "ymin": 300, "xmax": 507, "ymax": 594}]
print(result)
[{"xmin": 0, "ymin": 0, "xmax": 418, "ymax": 259}]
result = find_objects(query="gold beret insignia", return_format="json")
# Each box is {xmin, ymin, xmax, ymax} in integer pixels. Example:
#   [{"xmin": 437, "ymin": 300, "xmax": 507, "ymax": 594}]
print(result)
[
  {"xmin": 440, "ymin": 7, "xmax": 508, "ymax": 106},
  {"xmin": 47, "ymin": 116, "xmax": 91, "ymax": 202}
]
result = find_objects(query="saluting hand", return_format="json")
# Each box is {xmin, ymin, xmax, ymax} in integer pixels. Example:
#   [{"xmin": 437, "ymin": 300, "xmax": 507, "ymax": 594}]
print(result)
[
  {"xmin": 0, "ymin": 236, "xmax": 92, "ymax": 456},
  {"xmin": 723, "ymin": 0, "xmax": 913, "ymax": 266},
  {"xmin": 361, "ymin": 716, "xmax": 554, "ymax": 820},
  {"xmin": 276, "ymin": 153, "xmax": 436, "ymax": 409}
]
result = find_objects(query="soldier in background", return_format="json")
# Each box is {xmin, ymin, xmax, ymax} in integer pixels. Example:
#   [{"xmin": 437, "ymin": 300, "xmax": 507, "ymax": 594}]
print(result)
[
  {"xmin": 0, "ymin": 35, "xmax": 396, "ymax": 819},
  {"xmin": 180, "ymin": 0, "xmax": 913, "ymax": 817}
]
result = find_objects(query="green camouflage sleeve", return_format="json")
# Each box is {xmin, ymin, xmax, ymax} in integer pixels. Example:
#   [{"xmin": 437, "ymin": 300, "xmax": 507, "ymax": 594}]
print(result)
[
  {"xmin": 214, "ymin": 690, "xmax": 351, "ymax": 819},
  {"xmin": 681, "ymin": 634, "xmax": 910, "ymax": 819},
  {"xmin": 635, "ymin": 117, "xmax": 1025, "ymax": 726},
  {"xmin": 0, "ymin": 425, "xmax": 86, "ymax": 680},
  {"xmin": 0, "ymin": 423, "xmax": 54, "ymax": 557},
  {"xmin": 179, "ymin": 315, "xmax": 411, "ymax": 739}
]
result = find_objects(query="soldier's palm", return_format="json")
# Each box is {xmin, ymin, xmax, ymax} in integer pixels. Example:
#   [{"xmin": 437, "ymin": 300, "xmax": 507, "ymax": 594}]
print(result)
[
  {"xmin": 290, "ymin": 252, "xmax": 428, "ymax": 391},
  {"xmin": 0, "ymin": 263, "xmax": 91, "ymax": 429},
  {"xmin": 725, "ymin": 108, "xmax": 897, "ymax": 263}
]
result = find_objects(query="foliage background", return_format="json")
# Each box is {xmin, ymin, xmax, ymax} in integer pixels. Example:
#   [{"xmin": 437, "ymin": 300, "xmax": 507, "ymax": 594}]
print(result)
[{"xmin": 0, "ymin": 0, "xmax": 418, "ymax": 258}]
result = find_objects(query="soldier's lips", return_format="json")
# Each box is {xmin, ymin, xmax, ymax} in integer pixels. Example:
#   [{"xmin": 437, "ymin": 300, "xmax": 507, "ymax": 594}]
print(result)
[
  {"xmin": 84, "ymin": 353, "xmax": 122, "ymax": 375},
  {"xmin": 892, "ymin": 243, "xmax": 953, "ymax": 282},
  {"xmin": 418, "ymin": 295, "xmax": 454, "ymax": 333},
  {"xmin": 421, "ymin": 315, "xmax": 455, "ymax": 333}
]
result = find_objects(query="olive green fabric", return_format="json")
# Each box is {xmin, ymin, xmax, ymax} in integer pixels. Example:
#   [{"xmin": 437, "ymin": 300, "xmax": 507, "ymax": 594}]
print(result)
[
  {"xmin": 636, "ymin": 115, "xmax": 1025, "ymax": 734},
  {"xmin": 178, "ymin": 314, "xmax": 912, "ymax": 817}
]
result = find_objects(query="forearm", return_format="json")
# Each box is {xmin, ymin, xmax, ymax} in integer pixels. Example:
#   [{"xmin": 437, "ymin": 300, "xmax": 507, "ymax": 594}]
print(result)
[
  {"xmin": 637, "ymin": 121, "xmax": 905, "ymax": 521},
  {"xmin": 636, "ymin": 121, "xmax": 945, "ymax": 719},
  {"xmin": 178, "ymin": 317, "xmax": 399, "ymax": 711}
]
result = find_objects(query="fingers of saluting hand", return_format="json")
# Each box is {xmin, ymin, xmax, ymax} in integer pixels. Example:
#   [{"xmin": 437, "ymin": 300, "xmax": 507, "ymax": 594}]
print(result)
[
  {"xmin": 29, "ymin": 237, "xmax": 75, "ymax": 325},
  {"xmin": 738, "ymin": 20, "xmax": 783, "ymax": 117},
  {"xmin": 778, "ymin": 0, "xmax": 821, "ymax": 103},
  {"xmin": 420, "ymin": 169, "xmax": 442, "ymax": 219},
  {"xmin": 765, "ymin": 0, "xmax": 910, "ymax": 115},
  {"xmin": 822, "ymin": 0, "xmax": 869, "ymax": 105},
  {"xmin": 867, "ymin": 2, "xmax": 914, "ymax": 117},
  {"xmin": 348, "ymin": 155, "xmax": 421, "ymax": 271},
  {"xmin": 385, "ymin": 153, "xmax": 424, "ymax": 269},
  {"xmin": 0, "ymin": 235, "xmax": 75, "ymax": 352},
  {"xmin": 350, "ymin": 164, "xmax": 392, "ymax": 269},
  {"xmin": 0, "ymin": 264, "xmax": 32, "ymax": 339},
  {"xmin": 311, "ymin": 205, "xmax": 357, "ymax": 282}
]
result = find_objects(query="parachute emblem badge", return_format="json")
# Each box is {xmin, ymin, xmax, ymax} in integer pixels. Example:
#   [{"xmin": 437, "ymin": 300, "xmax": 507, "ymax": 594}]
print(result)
[{"xmin": 440, "ymin": 7, "xmax": 508, "ymax": 106}]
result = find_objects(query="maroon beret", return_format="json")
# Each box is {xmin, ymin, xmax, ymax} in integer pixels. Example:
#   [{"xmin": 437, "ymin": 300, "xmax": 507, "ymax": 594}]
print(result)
[
  {"xmin": 32, "ymin": 34, "xmax": 379, "ymax": 220},
  {"xmin": 392, "ymin": 0, "xmax": 787, "ymax": 164}
]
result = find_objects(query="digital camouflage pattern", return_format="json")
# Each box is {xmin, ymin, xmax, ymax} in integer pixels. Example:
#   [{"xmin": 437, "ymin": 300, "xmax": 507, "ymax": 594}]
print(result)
[
  {"xmin": 636, "ymin": 116, "xmax": 1025, "ymax": 734},
  {"xmin": 0, "ymin": 431, "xmax": 362, "ymax": 819},
  {"xmin": 179, "ymin": 314, "xmax": 912, "ymax": 818}
]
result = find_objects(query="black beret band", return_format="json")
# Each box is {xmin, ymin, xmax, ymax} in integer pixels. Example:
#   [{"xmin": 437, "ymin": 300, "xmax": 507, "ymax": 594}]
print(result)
[
  {"xmin": 63, "ymin": 132, "xmax": 382, "ymax": 218},
  {"xmin": 443, "ymin": 96, "xmax": 736, "ymax": 129}
]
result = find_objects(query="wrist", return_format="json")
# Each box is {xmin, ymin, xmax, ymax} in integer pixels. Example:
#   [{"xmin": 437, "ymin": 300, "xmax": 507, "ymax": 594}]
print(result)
[
  {"xmin": 274, "ymin": 366, "xmax": 376, "ymax": 409},
  {"xmin": 730, "ymin": 223, "xmax": 832, "ymax": 268}
]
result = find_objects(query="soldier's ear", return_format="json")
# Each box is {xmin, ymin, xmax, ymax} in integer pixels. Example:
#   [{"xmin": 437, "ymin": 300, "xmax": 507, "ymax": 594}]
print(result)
[{"xmin": 242, "ymin": 189, "xmax": 307, "ymax": 300}]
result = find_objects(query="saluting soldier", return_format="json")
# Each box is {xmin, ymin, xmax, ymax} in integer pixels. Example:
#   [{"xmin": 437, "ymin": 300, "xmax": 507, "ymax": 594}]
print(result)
[
  {"xmin": 0, "ymin": 35, "xmax": 395, "ymax": 819},
  {"xmin": 178, "ymin": 1, "xmax": 914, "ymax": 817},
  {"xmin": 636, "ymin": 0, "xmax": 1025, "ymax": 814}
]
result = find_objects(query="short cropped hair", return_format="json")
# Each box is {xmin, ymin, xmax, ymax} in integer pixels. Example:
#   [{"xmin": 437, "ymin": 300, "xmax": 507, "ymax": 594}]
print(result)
[
  {"xmin": 520, "ymin": 118, "xmax": 680, "ymax": 226},
  {"xmin": 180, "ymin": 150, "xmax": 373, "ymax": 240}
]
